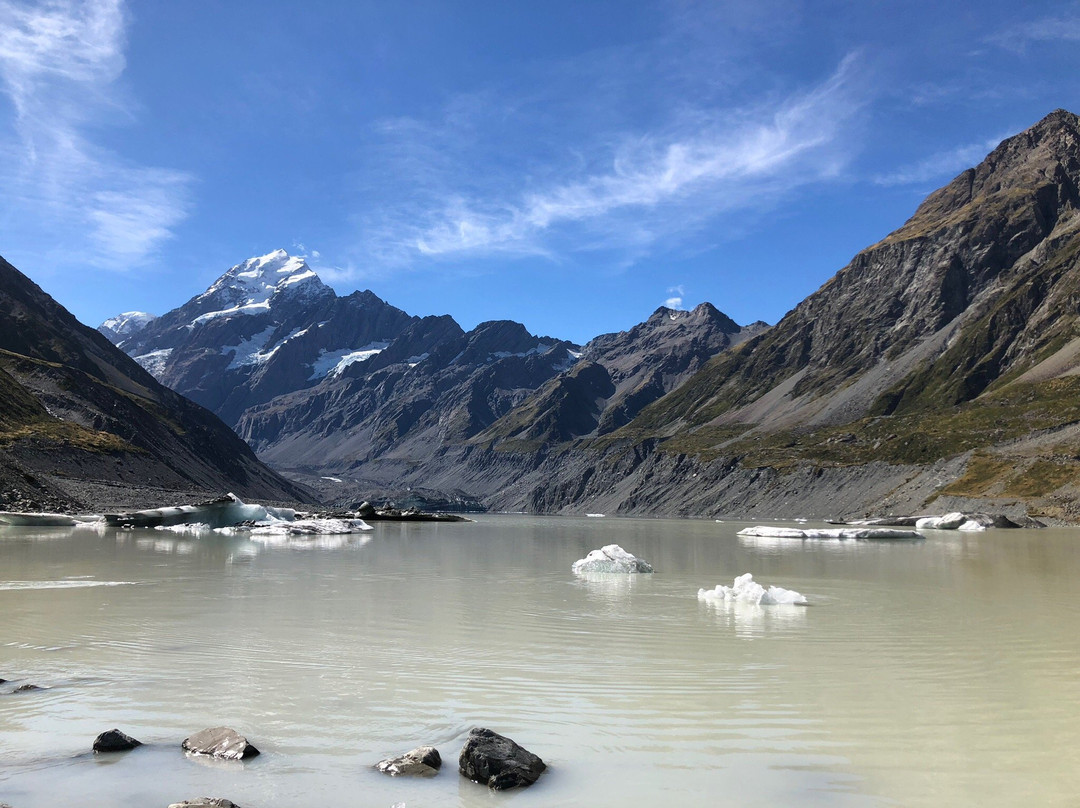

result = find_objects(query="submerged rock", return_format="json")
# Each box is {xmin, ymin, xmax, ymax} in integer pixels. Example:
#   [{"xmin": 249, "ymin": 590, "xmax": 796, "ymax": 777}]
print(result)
[
  {"xmin": 168, "ymin": 800, "xmax": 242, "ymax": 808},
  {"xmin": 182, "ymin": 727, "xmax": 260, "ymax": 760},
  {"xmin": 571, "ymin": 544, "xmax": 653, "ymax": 574},
  {"xmin": 698, "ymin": 573, "xmax": 807, "ymax": 606},
  {"xmin": 459, "ymin": 727, "xmax": 546, "ymax": 790},
  {"xmin": 376, "ymin": 745, "xmax": 442, "ymax": 776},
  {"xmin": 93, "ymin": 728, "xmax": 142, "ymax": 752},
  {"xmin": 13, "ymin": 684, "xmax": 41, "ymax": 692}
]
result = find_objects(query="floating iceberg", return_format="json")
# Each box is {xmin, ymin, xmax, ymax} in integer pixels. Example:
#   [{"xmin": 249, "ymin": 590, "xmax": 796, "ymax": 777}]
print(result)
[
  {"xmin": 104, "ymin": 494, "xmax": 295, "ymax": 529},
  {"xmin": 572, "ymin": 544, "xmax": 653, "ymax": 574},
  {"xmin": 698, "ymin": 573, "xmax": 807, "ymax": 606},
  {"xmin": 239, "ymin": 518, "xmax": 372, "ymax": 537},
  {"xmin": 737, "ymin": 526, "xmax": 922, "ymax": 540},
  {"xmin": 914, "ymin": 512, "xmax": 967, "ymax": 530},
  {"xmin": 0, "ymin": 512, "xmax": 78, "ymax": 527}
]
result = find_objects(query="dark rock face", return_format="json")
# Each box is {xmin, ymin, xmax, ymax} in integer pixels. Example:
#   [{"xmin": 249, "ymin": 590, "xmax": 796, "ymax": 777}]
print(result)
[
  {"xmin": 93, "ymin": 728, "xmax": 142, "ymax": 752},
  {"xmin": 458, "ymin": 727, "xmax": 546, "ymax": 790},
  {"xmin": 376, "ymin": 745, "xmax": 442, "ymax": 776},
  {"xmin": 236, "ymin": 317, "xmax": 582, "ymax": 473},
  {"xmin": 181, "ymin": 727, "xmax": 260, "ymax": 760},
  {"xmin": 0, "ymin": 253, "xmax": 309, "ymax": 510}
]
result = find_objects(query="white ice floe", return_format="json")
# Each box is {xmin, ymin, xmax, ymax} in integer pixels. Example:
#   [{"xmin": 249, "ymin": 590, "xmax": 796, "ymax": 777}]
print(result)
[
  {"xmin": 737, "ymin": 526, "xmax": 922, "ymax": 540},
  {"xmin": 572, "ymin": 544, "xmax": 653, "ymax": 574},
  {"xmin": 154, "ymin": 523, "xmax": 213, "ymax": 535},
  {"xmin": 105, "ymin": 494, "xmax": 295, "ymax": 529},
  {"xmin": 698, "ymin": 573, "xmax": 807, "ymax": 606},
  {"xmin": 241, "ymin": 518, "xmax": 372, "ymax": 537},
  {"xmin": 958, "ymin": 520, "xmax": 987, "ymax": 531},
  {"xmin": 0, "ymin": 512, "xmax": 78, "ymax": 527},
  {"xmin": 914, "ymin": 512, "xmax": 968, "ymax": 530},
  {"xmin": 586, "ymin": 513, "xmax": 605, "ymax": 518}
]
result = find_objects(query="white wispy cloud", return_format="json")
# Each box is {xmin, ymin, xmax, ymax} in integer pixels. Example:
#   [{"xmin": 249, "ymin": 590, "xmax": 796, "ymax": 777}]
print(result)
[
  {"xmin": 665, "ymin": 284, "xmax": 685, "ymax": 309},
  {"xmin": 0, "ymin": 0, "xmax": 192, "ymax": 269},
  {"xmin": 872, "ymin": 136, "xmax": 1005, "ymax": 187},
  {"xmin": 360, "ymin": 53, "xmax": 866, "ymax": 270},
  {"xmin": 987, "ymin": 13, "xmax": 1080, "ymax": 53}
]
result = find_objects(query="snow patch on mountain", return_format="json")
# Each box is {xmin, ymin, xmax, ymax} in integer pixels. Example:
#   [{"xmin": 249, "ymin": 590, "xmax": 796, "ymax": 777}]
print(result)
[
  {"xmin": 223, "ymin": 326, "xmax": 277, "ymax": 370},
  {"xmin": 193, "ymin": 299, "xmax": 272, "ymax": 325},
  {"xmin": 134, "ymin": 348, "xmax": 173, "ymax": 377},
  {"xmin": 309, "ymin": 342, "xmax": 390, "ymax": 379}
]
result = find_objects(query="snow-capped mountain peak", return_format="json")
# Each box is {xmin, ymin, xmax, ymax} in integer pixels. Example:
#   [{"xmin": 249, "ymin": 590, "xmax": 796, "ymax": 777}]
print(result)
[
  {"xmin": 202, "ymin": 249, "xmax": 322, "ymax": 306},
  {"xmin": 187, "ymin": 250, "xmax": 329, "ymax": 325},
  {"xmin": 98, "ymin": 311, "xmax": 157, "ymax": 343}
]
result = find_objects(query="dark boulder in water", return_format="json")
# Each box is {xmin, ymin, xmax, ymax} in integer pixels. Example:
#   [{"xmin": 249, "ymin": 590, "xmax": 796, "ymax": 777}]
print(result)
[
  {"xmin": 459, "ymin": 727, "xmax": 546, "ymax": 790},
  {"xmin": 93, "ymin": 728, "xmax": 142, "ymax": 752},
  {"xmin": 168, "ymin": 800, "xmax": 242, "ymax": 808}
]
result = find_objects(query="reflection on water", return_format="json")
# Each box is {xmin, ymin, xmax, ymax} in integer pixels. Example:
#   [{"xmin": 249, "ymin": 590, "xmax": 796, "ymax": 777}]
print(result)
[{"xmin": 1, "ymin": 516, "xmax": 1079, "ymax": 807}]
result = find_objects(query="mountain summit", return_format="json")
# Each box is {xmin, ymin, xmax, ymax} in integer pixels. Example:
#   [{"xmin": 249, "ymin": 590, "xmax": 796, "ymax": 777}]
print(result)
[{"xmin": 102, "ymin": 251, "xmax": 416, "ymax": 426}]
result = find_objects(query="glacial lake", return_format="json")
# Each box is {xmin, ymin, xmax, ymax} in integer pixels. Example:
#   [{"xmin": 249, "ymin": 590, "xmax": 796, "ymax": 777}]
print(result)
[{"xmin": 1, "ymin": 514, "xmax": 1079, "ymax": 807}]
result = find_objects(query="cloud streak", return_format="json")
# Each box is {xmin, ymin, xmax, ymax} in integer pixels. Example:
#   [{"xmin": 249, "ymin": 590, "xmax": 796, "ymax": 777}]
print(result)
[
  {"xmin": 0, "ymin": 0, "xmax": 192, "ymax": 269},
  {"xmin": 872, "ymin": 136, "xmax": 1005, "ymax": 187},
  {"xmin": 987, "ymin": 13, "xmax": 1080, "ymax": 53},
  {"xmin": 356, "ymin": 52, "xmax": 867, "ymax": 271}
]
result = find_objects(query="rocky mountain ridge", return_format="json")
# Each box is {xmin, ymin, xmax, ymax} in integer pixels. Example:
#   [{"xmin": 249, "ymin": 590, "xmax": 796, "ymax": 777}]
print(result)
[
  {"xmin": 101, "ymin": 109, "xmax": 1080, "ymax": 520},
  {"xmin": 0, "ymin": 255, "xmax": 310, "ymax": 511},
  {"xmin": 104, "ymin": 251, "xmax": 763, "ymax": 506},
  {"xmin": 289, "ymin": 108, "xmax": 1080, "ymax": 520}
]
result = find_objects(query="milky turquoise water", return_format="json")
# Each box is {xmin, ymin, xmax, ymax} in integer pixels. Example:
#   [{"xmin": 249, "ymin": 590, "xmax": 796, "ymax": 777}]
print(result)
[{"xmin": 1, "ymin": 515, "xmax": 1078, "ymax": 807}]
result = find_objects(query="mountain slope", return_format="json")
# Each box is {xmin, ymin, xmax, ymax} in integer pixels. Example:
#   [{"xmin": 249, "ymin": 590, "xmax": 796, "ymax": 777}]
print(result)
[
  {"xmin": 638, "ymin": 109, "xmax": 1080, "ymax": 437},
  {"xmin": 0, "ymin": 255, "xmax": 310, "ymax": 510},
  {"xmin": 339, "ymin": 109, "xmax": 1080, "ymax": 520}
]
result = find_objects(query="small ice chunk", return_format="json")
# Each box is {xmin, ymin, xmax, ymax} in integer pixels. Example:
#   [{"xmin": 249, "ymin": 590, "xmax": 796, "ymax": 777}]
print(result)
[
  {"xmin": 572, "ymin": 544, "xmax": 653, "ymax": 574},
  {"xmin": 958, "ymin": 520, "xmax": 987, "ymax": 531},
  {"xmin": 698, "ymin": 573, "xmax": 807, "ymax": 606}
]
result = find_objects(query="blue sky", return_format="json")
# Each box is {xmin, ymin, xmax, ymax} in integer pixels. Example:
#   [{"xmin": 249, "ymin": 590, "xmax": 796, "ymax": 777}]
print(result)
[{"xmin": 1, "ymin": 0, "xmax": 1079, "ymax": 344}]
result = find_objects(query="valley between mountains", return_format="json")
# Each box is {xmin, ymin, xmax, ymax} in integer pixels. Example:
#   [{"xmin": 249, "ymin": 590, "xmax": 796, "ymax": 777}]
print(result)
[{"xmin": 13, "ymin": 107, "xmax": 1080, "ymax": 521}]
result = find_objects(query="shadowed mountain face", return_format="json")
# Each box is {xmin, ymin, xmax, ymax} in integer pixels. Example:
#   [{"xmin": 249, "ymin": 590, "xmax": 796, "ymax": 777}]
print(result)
[
  {"xmin": 0, "ymin": 256, "xmax": 310, "ymax": 510},
  {"xmin": 474, "ymin": 303, "xmax": 766, "ymax": 446}
]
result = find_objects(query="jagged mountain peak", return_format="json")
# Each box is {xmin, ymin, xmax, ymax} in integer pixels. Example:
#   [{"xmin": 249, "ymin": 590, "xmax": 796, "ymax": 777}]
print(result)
[
  {"xmin": 890, "ymin": 109, "xmax": 1080, "ymax": 246},
  {"xmin": 644, "ymin": 302, "xmax": 741, "ymax": 332},
  {"xmin": 197, "ymin": 249, "xmax": 326, "ymax": 312}
]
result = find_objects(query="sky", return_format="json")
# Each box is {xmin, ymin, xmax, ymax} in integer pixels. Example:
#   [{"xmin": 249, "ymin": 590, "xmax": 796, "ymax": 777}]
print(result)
[{"xmin": 1, "ymin": 1, "xmax": 1079, "ymax": 344}]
